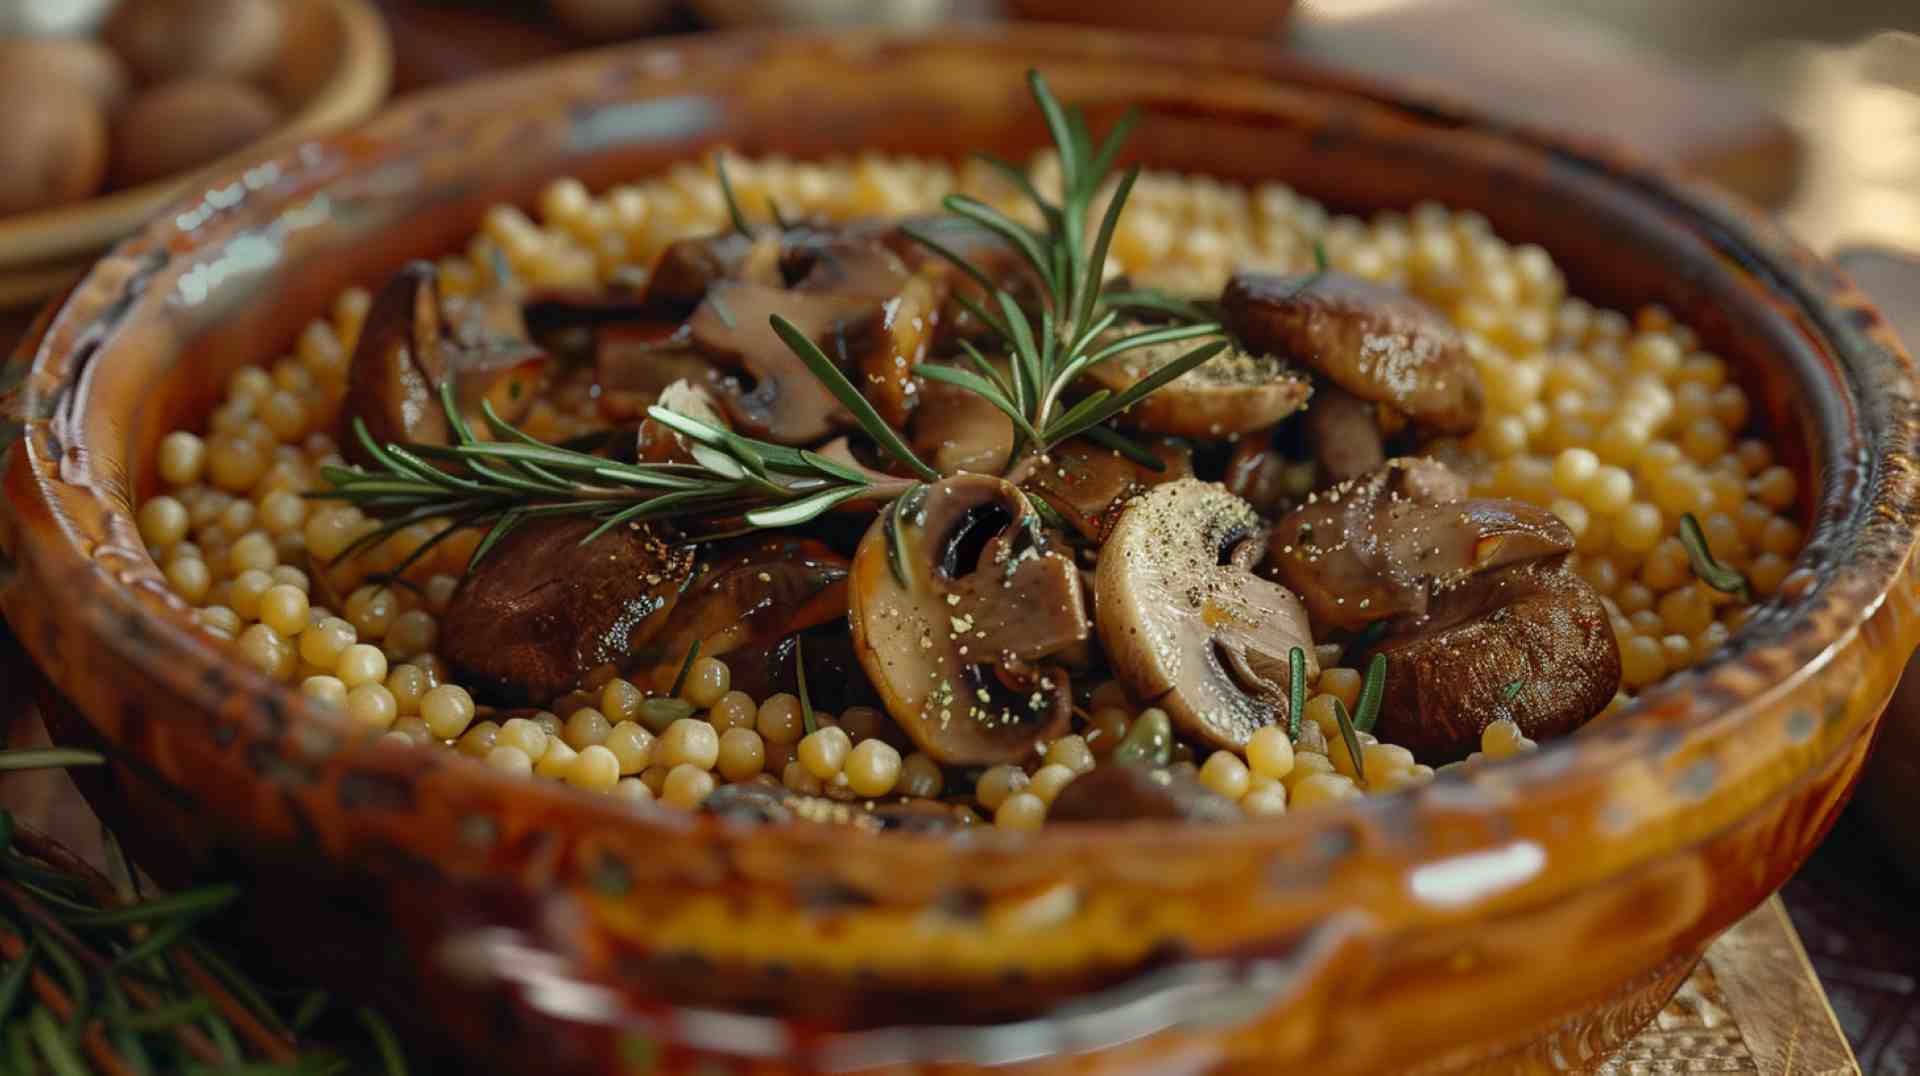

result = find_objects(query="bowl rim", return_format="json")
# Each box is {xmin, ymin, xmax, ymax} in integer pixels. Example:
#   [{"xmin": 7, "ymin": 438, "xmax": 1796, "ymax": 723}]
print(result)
[
  {"xmin": 4, "ymin": 21, "xmax": 1918, "ymax": 1038},
  {"xmin": 0, "ymin": 0, "xmax": 393, "ymax": 273}
]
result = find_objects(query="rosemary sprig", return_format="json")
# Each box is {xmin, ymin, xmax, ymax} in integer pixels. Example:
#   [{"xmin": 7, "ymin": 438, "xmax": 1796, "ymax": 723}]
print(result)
[
  {"xmin": 315, "ymin": 382, "xmax": 913, "ymax": 568},
  {"xmin": 1352, "ymin": 653, "xmax": 1387, "ymax": 734},
  {"xmin": 902, "ymin": 70, "xmax": 1232, "ymax": 463},
  {"xmin": 1678, "ymin": 512, "xmax": 1752, "ymax": 601},
  {"xmin": 1330, "ymin": 696, "xmax": 1366, "ymax": 785},
  {"xmin": 1287, "ymin": 647, "xmax": 1307, "ymax": 742}
]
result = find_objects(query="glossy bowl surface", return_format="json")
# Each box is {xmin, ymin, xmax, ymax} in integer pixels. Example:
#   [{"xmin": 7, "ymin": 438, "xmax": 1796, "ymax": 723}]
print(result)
[
  {"xmin": 3, "ymin": 26, "xmax": 1918, "ymax": 1076},
  {"xmin": 0, "ymin": 0, "xmax": 392, "ymax": 309}
]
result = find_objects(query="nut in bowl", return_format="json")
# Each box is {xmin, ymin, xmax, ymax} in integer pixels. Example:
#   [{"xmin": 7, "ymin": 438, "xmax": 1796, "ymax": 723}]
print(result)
[
  {"xmin": 2, "ymin": 26, "xmax": 1916, "ymax": 1075},
  {"xmin": 0, "ymin": 0, "xmax": 391, "ymax": 309}
]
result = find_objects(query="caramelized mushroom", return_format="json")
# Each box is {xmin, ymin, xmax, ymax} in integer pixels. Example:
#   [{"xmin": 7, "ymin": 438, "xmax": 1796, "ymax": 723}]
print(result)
[
  {"xmin": 1047, "ymin": 763, "xmax": 1241, "ymax": 823},
  {"xmin": 1368, "ymin": 560, "xmax": 1621, "ymax": 761},
  {"xmin": 1263, "ymin": 458, "xmax": 1620, "ymax": 758},
  {"xmin": 440, "ymin": 517, "xmax": 694, "ymax": 704},
  {"xmin": 1094, "ymin": 480, "xmax": 1317, "ymax": 749},
  {"xmin": 1224, "ymin": 269, "xmax": 1483, "ymax": 437},
  {"xmin": 1082, "ymin": 330, "xmax": 1312, "ymax": 437},
  {"xmin": 1300, "ymin": 383, "xmax": 1387, "ymax": 485},
  {"xmin": 342, "ymin": 262, "xmax": 549, "ymax": 463},
  {"xmin": 644, "ymin": 536, "xmax": 850, "ymax": 670},
  {"xmin": 848, "ymin": 476, "xmax": 1089, "ymax": 765},
  {"xmin": 1020, "ymin": 435, "xmax": 1193, "ymax": 542},
  {"xmin": 909, "ymin": 363, "xmax": 1014, "ymax": 476},
  {"xmin": 1264, "ymin": 458, "xmax": 1573, "ymax": 633}
]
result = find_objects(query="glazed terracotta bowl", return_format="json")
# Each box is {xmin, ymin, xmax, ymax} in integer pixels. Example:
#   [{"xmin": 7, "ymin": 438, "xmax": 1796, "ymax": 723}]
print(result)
[{"xmin": 2, "ymin": 26, "xmax": 1917, "ymax": 1076}]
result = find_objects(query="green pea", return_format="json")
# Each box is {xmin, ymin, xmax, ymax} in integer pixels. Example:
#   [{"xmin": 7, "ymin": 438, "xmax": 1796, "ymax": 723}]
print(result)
[{"xmin": 1110, "ymin": 708, "xmax": 1172, "ymax": 767}]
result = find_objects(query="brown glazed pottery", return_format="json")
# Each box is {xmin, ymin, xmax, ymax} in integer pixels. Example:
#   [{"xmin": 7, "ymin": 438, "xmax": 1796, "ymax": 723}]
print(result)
[{"xmin": 2, "ymin": 26, "xmax": 1917, "ymax": 1076}]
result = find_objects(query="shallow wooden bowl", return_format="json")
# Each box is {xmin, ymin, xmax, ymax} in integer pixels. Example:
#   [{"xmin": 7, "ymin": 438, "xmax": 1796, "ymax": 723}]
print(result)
[
  {"xmin": 2, "ymin": 26, "xmax": 1917, "ymax": 1075},
  {"xmin": 0, "ymin": 0, "xmax": 392, "ymax": 309}
]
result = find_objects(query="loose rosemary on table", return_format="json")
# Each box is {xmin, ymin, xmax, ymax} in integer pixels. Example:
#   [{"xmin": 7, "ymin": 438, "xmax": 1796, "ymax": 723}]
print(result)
[{"xmin": 314, "ymin": 71, "xmax": 1234, "ymax": 570}]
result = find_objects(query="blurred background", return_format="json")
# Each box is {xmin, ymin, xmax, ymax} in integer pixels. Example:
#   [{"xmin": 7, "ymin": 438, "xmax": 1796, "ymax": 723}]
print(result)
[{"xmin": 3, "ymin": 0, "xmax": 1919, "ymax": 1070}]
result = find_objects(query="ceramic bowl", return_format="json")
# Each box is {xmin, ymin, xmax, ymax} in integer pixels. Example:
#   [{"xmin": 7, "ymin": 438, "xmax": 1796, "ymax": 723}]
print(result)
[
  {"xmin": 0, "ymin": 0, "xmax": 392, "ymax": 309},
  {"xmin": 2, "ymin": 26, "xmax": 1916, "ymax": 1076}
]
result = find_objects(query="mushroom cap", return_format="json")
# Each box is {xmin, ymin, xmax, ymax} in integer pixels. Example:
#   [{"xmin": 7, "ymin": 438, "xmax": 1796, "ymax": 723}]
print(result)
[
  {"xmin": 1366, "ymin": 559, "xmax": 1622, "ymax": 761},
  {"xmin": 1095, "ymin": 479, "xmax": 1318, "ymax": 750},
  {"xmin": 439, "ymin": 517, "xmax": 694, "ymax": 704},
  {"xmin": 643, "ymin": 535, "xmax": 850, "ymax": 670},
  {"xmin": 910, "ymin": 363, "xmax": 1015, "ymax": 477},
  {"xmin": 1082, "ymin": 331, "xmax": 1311, "ymax": 438},
  {"xmin": 1224, "ymin": 269, "xmax": 1482, "ymax": 435},
  {"xmin": 848, "ymin": 476, "xmax": 1090, "ymax": 766},
  {"xmin": 1019, "ymin": 435, "xmax": 1193, "ymax": 542},
  {"xmin": 1265, "ymin": 458, "xmax": 1574, "ymax": 632},
  {"xmin": 1300, "ymin": 382, "xmax": 1388, "ymax": 486},
  {"xmin": 341, "ymin": 261, "xmax": 449, "ymax": 462}
]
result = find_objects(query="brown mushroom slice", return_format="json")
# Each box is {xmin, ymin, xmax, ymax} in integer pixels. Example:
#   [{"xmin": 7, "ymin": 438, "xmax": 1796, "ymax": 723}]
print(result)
[
  {"xmin": 849, "ymin": 476, "xmax": 1090, "ymax": 765},
  {"xmin": 1047, "ymin": 764, "xmax": 1241, "ymax": 823},
  {"xmin": 643, "ymin": 536, "xmax": 850, "ymax": 670},
  {"xmin": 1095, "ymin": 480, "xmax": 1318, "ymax": 749},
  {"xmin": 1082, "ymin": 331, "xmax": 1311, "ymax": 438},
  {"xmin": 440, "ymin": 517, "xmax": 694, "ymax": 704},
  {"xmin": 1264, "ymin": 458, "xmax": 1574, "ymax": 633},
  {"xmin": 1020, "ymin": 435, "xmax": 1193, "ymax": 542},
  {"xmin": 1366, "ymin": 559, "xmax": 1622, "ymax": 761},
  {"xmin": 644, "ymin": 231, "xmax": 767, "ymax": 313},
  {"xmin": 342, "ymin": 262, "xmax": 553, "ymax": 463},
  {"xmin": 1300, "ymin": 383, "xmax": 1387, "ymax": 485},
  {"xmin": 342, "ymin": 262, "xmax": 450, "ymax": 459},
  {"xmin": 909, "ymin": 362, "xmax": 1014, "ymax": 477},
  {"xmin": 1224, "ymin": 269, "xmax": 1483, "ymax": 436}
]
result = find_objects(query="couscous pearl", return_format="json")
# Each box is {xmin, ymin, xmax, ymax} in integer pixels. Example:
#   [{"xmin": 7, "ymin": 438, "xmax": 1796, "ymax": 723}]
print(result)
[
  {"xmin": 563, "ymin": 707, "xmax": 613, "ymax": 750},
  {"xmin": 299, "ymin": 617, "xmax": 356, "ymax": 669},
  {"xmin": 300, "ymin": 675, "xmax": 347, "ymax": 708},
  {"xmin": 844, "ymin": 738, "xmax": 901, "ymax": 797},
  {"xmin": 615, "ymin": 777, "xmax": 653, "ymax": 803},
  {"xmin": 156, "ymin": 432, "xmax": 207, "ymax": 485},
  {"xmin": 681, "ymin": 657, "xmax": 732, "ymax": 708},
  {"xmin": 534, "ymin": 739, "xmax": 578, "ymax": 780},
  {"xmin": 486, "ymin": 745, "xmax": 534, "ymax": 777},
  {"xmin": 975, "ymin": 764, "xmax": 1028, "ymax": 811},
  {"xmin": 164, "ymin": 557, "xmax": 212, "ymax": 604},
  {"xmin": 228, "ymin": 569, "xmax": 273, "ymax": 620},
  {"xmin": 1200, "ymin": 751, "xmax": 1252, "ymax": 801},
  {"xmin": 836, "ymin": 707, "xmax": 885, "ymax": 743},
  {"xmin": 1027, "ymin": 764, "xmax": 1077, "ymax": 805},
  {"xmin": 385, "ymin": 611, "xmax": 437, "ymax": 659},
  {"xmin": 659, "ymin": 718, "xmax": 720, "ymax": 771},
  {"xmin": 1317, "ymin": 668, "xmax": 1362, "ymax": 711},
  {"xmin": 1292, "ymin": 773, "xmax": 1362, "ymax": 808},
  {"xmin": 457, "ymin": 721, "xmax": 500, "ymax": 757},
  {"xmin": 345, "ymin": 586, "xmax": 397, "ymax": 640},
  {"xmin": 569, "ymin": 745, "xmax": 622, "ymax": 791},
  {"xmin": 662, "ymin": 764, "xmax": 716, "ymax": 809},
  {"xmin": 899, "ymin": 753, "xmax": 943, "ymax": 799},
  {"xmin": 756, "ymin": 694, "xmax": 805, "ymax": 744},
  {"xmin": 138, "ymin": 496, "xmax": 190, "ymax": 547},
  {"xmin": 421, "ymin": 684, "xmax": 476, "ymax": 739},
  {"xmin": 604, "ymin": 722, "xmax": 655, "ymax": 774},
  {"xmin": 781, "ymin": 760, "xmax": 822, "ymax": 795},
  {"xmin": 796, "ymin": 726, "xmax": 851, "ymax": 780},
  {"xmin": 1242, "ymin": 781, "xmax": 1289, "ymax": 816},
  {"xmin": 385, "ymin": 664, "xmax": 429, "ymax": 715},
  {"xmin": 496, "ymin": 718, "xmax": 549, "ymax": 760},
  {"xmin": 1245, "ymin": 727, "xmax": 1295, "ymax": 780},
  {"xmin": 599, "ymin": 679, "xmax": 643, "ymax": 724},
  {"xmin": 336, "ymin": 644, "xmax": 387, "ymax": 688},
  {"xmin": 260, "ymin": 584, "xmax": 310, "ymax": 637},
  {"xmin": 1044, "ymin": 735, "xmax": 1095, "ymax": 776},
  {"xmin": 707, "ymin": 690, "xmax": 756, "ymax": 732},
  {"xmin": 346, "ymin": 683, "xmax": 398, "ymax": 730},
  {"xmin": 994, "ymin": 792, "xmax": 1046, "ymax": 830}
]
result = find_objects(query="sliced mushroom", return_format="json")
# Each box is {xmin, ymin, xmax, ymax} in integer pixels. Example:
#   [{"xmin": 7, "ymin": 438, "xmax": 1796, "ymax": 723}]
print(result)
[
  {"xmin": 1300, "ymin": 383, "xmax": 1387, "ymax": 485},
  {"xmin": 848, "ymin": 476, "xmax": 1090, "ymax": 765},
  {"xmin": 643, "ymin": 535, "xmax": 850, "ymax": 670},
  {"xmin": 1082, "ymin": 329, "xmax": 1312, "ymax": 438},
  {"xmin": 1223, "ymin": 432, "xmax": 1293, "ymax": 517},
  {"xmin": 342, "ymin": 262, "xmax": 550, "ymax": 464},
  {"xmin": 1224, "ymin": 269, "xmax": 1482, "ymax": 436},
  {"xmin": 1367, "ymin": 559, "xmax": 1621, "ymax": 761},
  {"xmin": 1263, "ymin": 458, "xmax": 1574, "ymax": 633},
  {"xmin": 439, "ymin": 517, "xmax": 694, "ymax": 704},
  {"xmin": 909, "ymin": 362, "xmax": 1014, "ymax": 477},
  {"xmin": 644, "ymin": 230, "xmax": 764, "ymax": 313},
  {"xmin": 632, "ymin": 379, "xmax": 729, "ymax": 465},
  {"xmin": 1094, "ymin": 479, "xmax": 1317, "ymax": 749},
  {"xmin": 1047, "ymin": 764, "xmax": 1242, "ymax": 823},
  {"xmin": 687, "ymin": 238, "xmax": 924, "ymax": 444},
  {"xmin": 1020, "ymin": 435, "xmax": 1193, "ymax": 542}
]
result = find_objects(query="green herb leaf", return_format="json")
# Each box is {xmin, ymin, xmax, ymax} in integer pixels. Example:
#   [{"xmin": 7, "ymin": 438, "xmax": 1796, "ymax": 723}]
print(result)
[
  {"xmin": 1330, "ymin": 697, "xmax": 1366, "ymax": 785},
  {"xmin": 767, "ymin": 314, "xmax": 938, "ymax": 481},
  {"xmin": 1288, "ymin": 647, "xmax": 1307, "ymax": 742},
  {"xmin": 795, "ymin": 636, "xmax": 817, "ymax": 736},
  {"xmin": 1500, "ymin": 680, "xmax": 1526, "ymax": 703},
  {"xmin": 1353, "ymin": 653, "xmax": 1387, "ymax": 734},
  {"xmin": 669, "ymin": 639, "xmax": 703, "ymax": 699},
  {"xmin": 714, "ymin": 154, "xmax": 753, "ymax": 239},
  {"xmin": 1678, "ymin": 512, "xmax": 1752, "ymax": 600},
  {"xmin": 0, "ymin": 750, "xmax": 104, "ymax": 773}
]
